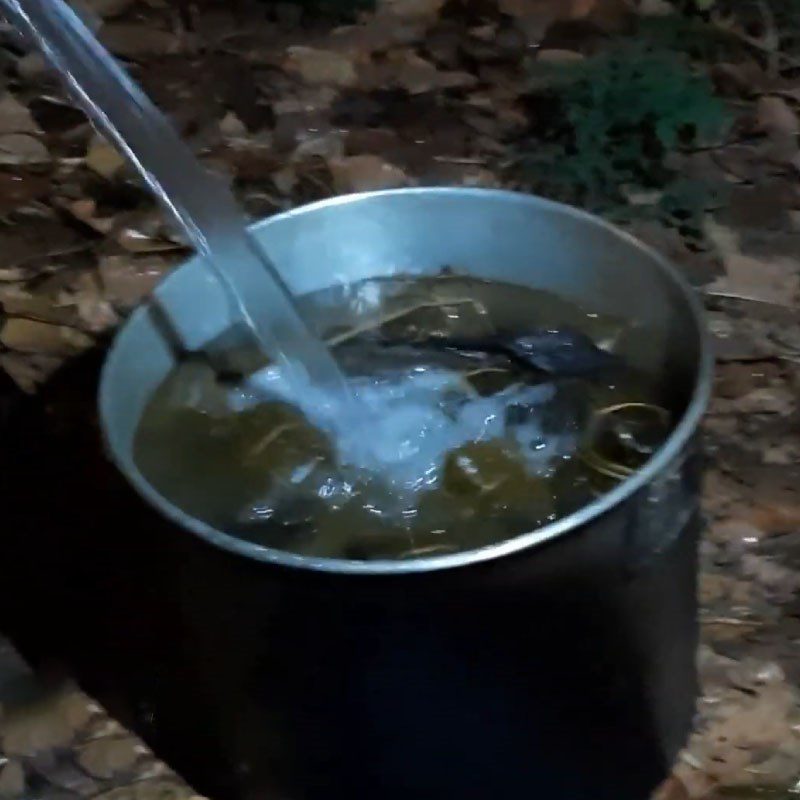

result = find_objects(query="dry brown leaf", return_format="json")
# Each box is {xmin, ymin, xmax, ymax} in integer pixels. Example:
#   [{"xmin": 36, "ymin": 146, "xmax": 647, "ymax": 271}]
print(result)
[
  {"xmin": 284, "ymin": 47, "xmax": 359, "ymax": 88},
  {"xmin": 0, "ymin": 284, "xmax": 77, "ymax": 326},
  {"xmin": 499, "ymin": 0, "xmax": 600, "ymax": 43},
  {"xmin": 98, "ymin": 23, "xmax": 179, "ymax": 58},
  {"xmin": 91, "ymin": 781, "xmax": 196, "ymax": 800},
  {"xmin": 685, "ymin": 650, "xmax": 800, "ymax": 789},
  {"xmin": 271, "ymin": 166, "xmax": 297, "ymax": 195},
  {"xmin": 708, "ymin": 517, "xmax": 765, "ymax": 546},
  {"xmin": 755, "ymin": 96, "xmax": 800, "ymax": 137},
  {"xmin": 219, "ymin": 111, "xmax": 248, "ymax": 138},
  {"xmin": 0, "ymin": 134, "xmax": 49, "ymax": 165},
  {"xmin": 0, "ymin": 94, "xmax": 41, "ymax": 135},
  {"xmin": 1, "ymin": 689, "xmax": 94, "ymax": 756},
  {"xmin": 388, "ymin": 50, "xmax": 477, "ymax": 94},
  {"xmin": 57, "ymin": 271, "xmax": 119, "ymax": 333},
  {"xmin": 116, "ymin": 226, "xmax": 184, "ymax": 254},
  {"xmin": 636, "ymin": 0, "xmax": 675, "ymax": 15},
  {"xmin": 378, "ymin": 0, "xmax": 447, "ymax": 18},
  {"xmin": 0, "ymin": 318, "xmax": 93, "ymax": 356},
  {"xmin": 0, "ymin": 759, "xmax": 25, "ymax": 798},
  {"xmin": 15, "ymin": 52, "xmax": 46, "ymax": 81},
  {"xmin": 0, "ymin": 171, "xmax": 50, "ymax": 214},
  {"xmin": 84, "ymin": 0, "xmax": 135, "ymax": 18},
  {"xmin": 0, "ymin": 351, "xmax": 62, "ymax": 392},
  {"xmin": 733, "ymin": 386, "xmax": 795, "ymax": 415},
  {"xmin": 99, "ymin": 254, "xmax": 172, "ymax": 309},
  {"xmin": 329, "ymin": 155, "xmax": 408, "ymax": 193},
  {"xmin": 59, "ymin": 198, "xmax": 116, "ymax": 234},
  {"xmin": 86, "ymin": 135, "xmax": 126, "ymax": 179},
  {"xmin": 499, "ymin": 0, "xmax": 595, "ymax": 19},
  {"xmin": 706, "ymin": 220, "xmax": 800, "ymax": 305},
  {"xmin": 651, "ymin": 776, "xmax": 690, "ymax": 800},
  {"xmin": 537, "ymin": 48, "xmax": 586, "ymax": 63},
  {"xmin": 78, "ymin": 737, "xmax": 141, "ymax": 779}
]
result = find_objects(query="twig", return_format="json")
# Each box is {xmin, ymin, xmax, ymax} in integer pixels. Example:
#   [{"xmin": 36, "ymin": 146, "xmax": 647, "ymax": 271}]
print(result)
[
  {"xmin": 702, "ymin": 289, "xmax": 799, "ymax": 311},
  {"xmin": 249, "ymin": 422, "xmax": 301, "ymax": 456},
  {"xmin": 432, "ymin": 156, "xmax": 487, "ymax": 166},
  {"xmin": 711, "ymin": 7, "xmax": 800, "ymax": 71},
  {"xmin": 701, "ymin": 616, "xmax": 762, "ymax": 627},
  {"xmin": 325, "ymin": 297, "xmax": 487, "ymax": 348}
]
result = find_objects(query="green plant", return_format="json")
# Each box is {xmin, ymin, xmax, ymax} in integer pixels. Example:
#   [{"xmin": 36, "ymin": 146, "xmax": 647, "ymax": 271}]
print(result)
[{"xmin": 518, "ymin": 42, "xmax": 730, "ymax": 231}]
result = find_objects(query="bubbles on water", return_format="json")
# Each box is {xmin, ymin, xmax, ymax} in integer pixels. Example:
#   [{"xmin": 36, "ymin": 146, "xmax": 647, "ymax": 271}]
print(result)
[{"xmin": 238, "ymin": 361, "xmax": 569, "ymax": 508}]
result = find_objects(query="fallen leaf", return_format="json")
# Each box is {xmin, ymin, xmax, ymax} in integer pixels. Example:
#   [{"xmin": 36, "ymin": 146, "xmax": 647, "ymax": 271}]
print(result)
[
  {"xmin": 271, "ymin": 166, "xmax": 297, "ymax": 195},
  {"xmin": 284, "ymin": 47, "xmax": 359, "ymax": 88},
  {"xmin": 98, "ymin": 22, "xmax": 180, "ymax": 58},
  {"xmin": 651, "ymin": 775, "xmax": 690, "ymax": 800},
  {"xmin": 91, "ymin": 780, "xmax": 195, "ymax": 800},
  {"xmin": 537, "ymin": 48, "xmax": 586, "ymax": 63},
  {"xmin": 99, "ymin": 254, "xmax": 172, "ymax": 309},
  {"xmin": 328, "ymin": 154, "xmax": 408, "ymax": 193},
  {"xmin": 636, "ymin": 0, "xmax": 675, "ymax": 15},
  {"xmin": 378, "ymin": 0, "xmax": 447, "ymax": 18},
  {"xmin": 387, "ymin": 50, "xmax": 477, "ymax": 94},
  {"xmin": 0, "ymin": 318, "xmax": 93, "ymax": 356},
  {"xmin": 499, "ymin": 0, "xmax": 595, "ymax": 21},
  {"xmin": 116, "ymin": 227, "xmax": 184, "ymax": 253},
  {"xmin": 732, "ymin": 386, "xmax": 795, "ymax": 416},
  {"xmin": 86, "ymin": 135, "xmax": 126, "ymax": 179},
  {"xmin": 219, "ymin": 111, "xmax": 247, "ymax": 138},
  {"xmin": 708, "ymin": 517, "xmax": 765, "ymax": 546},
  {"xmin": 0, "ymin": 284, "xmax": 77, "ymax": 325},
  {"xmin": 0, "ymin": 171, "xmax": 50, "ymax": 215},
  {"xmin": 1, "ymin": 688, "xmax": 94, "ymax": 756},
  {"xmin": 57, "ymin": 271, "xmax": 119, "ymax": 333},
  {"xmin": 726, "ymin": 183, "xmax": 793, "ymax": 231},
  {"xmin": 84, "ymin": 0, "xmax": 134, "ymax": 18},
  {"xmin": 0, "ymin": 759, "xmax": 25, "ymax": 798},
  {"xmin": 58, "ymin": 197, "xmax": 116, "ymax": 234},
  {"xmin": 78, "ymin": 737, "xmax": 141, "ymax": 779},
  {"xmin": 755, "ymin": 96, "xmax": 800, "ymax": 137},
  {"xmin": 706, "ymin": 220, "xmax": 800, "ymax": 305},
  {"xmin": 292, "ymin": 130, "xmax": 345, "ymax": 161},
  {"xmin": 15, "ymin": 52, "xmax": 46, "ymax": 81},
  {"xmin": 0, "ymin": 134, "xmax": 49, "ymax": 165},
  {"xmin": 0, "ymin": 93, "xmax": 41, "ymax": 135},
  {"xmin": 0, "ymin": 351, "xmax": 62, "ymax": 392}
]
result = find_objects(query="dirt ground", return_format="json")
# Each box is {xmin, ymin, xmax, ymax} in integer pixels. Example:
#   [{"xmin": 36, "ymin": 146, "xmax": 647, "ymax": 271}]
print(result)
[{"xmin": 1, "ymin": 0, "xmax": 800, "ymax": 798}]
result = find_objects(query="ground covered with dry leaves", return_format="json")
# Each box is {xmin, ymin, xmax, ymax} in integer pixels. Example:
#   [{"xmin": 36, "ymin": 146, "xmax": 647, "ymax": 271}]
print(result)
[{"xmin": 1, "ymin": 0, "xmax": 800, "ymax": 798}]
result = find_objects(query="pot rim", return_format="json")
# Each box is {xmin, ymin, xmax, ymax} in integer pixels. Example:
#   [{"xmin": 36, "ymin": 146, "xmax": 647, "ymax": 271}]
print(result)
[{"xmin": 99, "ymin": 187, "xmax": 713, "ymax": 575}]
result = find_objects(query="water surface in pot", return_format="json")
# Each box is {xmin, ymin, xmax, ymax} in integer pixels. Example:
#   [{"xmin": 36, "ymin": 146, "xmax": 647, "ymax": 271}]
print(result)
[{"xmin": 133, "ymin": 272, "xmax": 676, "ymax": 560}]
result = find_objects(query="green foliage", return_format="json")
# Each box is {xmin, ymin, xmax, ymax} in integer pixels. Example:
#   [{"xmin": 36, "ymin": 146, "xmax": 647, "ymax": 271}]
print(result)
[{"xmin": 519, "ymin": 42, "xmax": 730, "ymax": 230}]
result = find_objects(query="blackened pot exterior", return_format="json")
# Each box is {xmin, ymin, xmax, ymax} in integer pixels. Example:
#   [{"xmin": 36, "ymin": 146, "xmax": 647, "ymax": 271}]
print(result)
[
  {"xmin": 95, "ymin": 189, "xmax": 710, "ymax": 800},
  {"xmin": 167, "ymin": 467, "xmax": 701, "ymax": 800},
  {"xmin": 1, "ymin": 357, "xmax": 701, "ymax": 800}
]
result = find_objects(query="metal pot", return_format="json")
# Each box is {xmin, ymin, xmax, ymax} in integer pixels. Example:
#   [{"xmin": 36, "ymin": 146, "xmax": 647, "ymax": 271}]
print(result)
[{"xmin": 99, "ymin": 188, "xmax": 711, "ymax": 800}]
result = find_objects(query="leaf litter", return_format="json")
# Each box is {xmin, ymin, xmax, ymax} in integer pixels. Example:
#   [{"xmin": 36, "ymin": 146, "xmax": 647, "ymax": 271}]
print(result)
[{"xmin": 1, "ymin": 0, "xmax": 800, "ymax": 798}]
